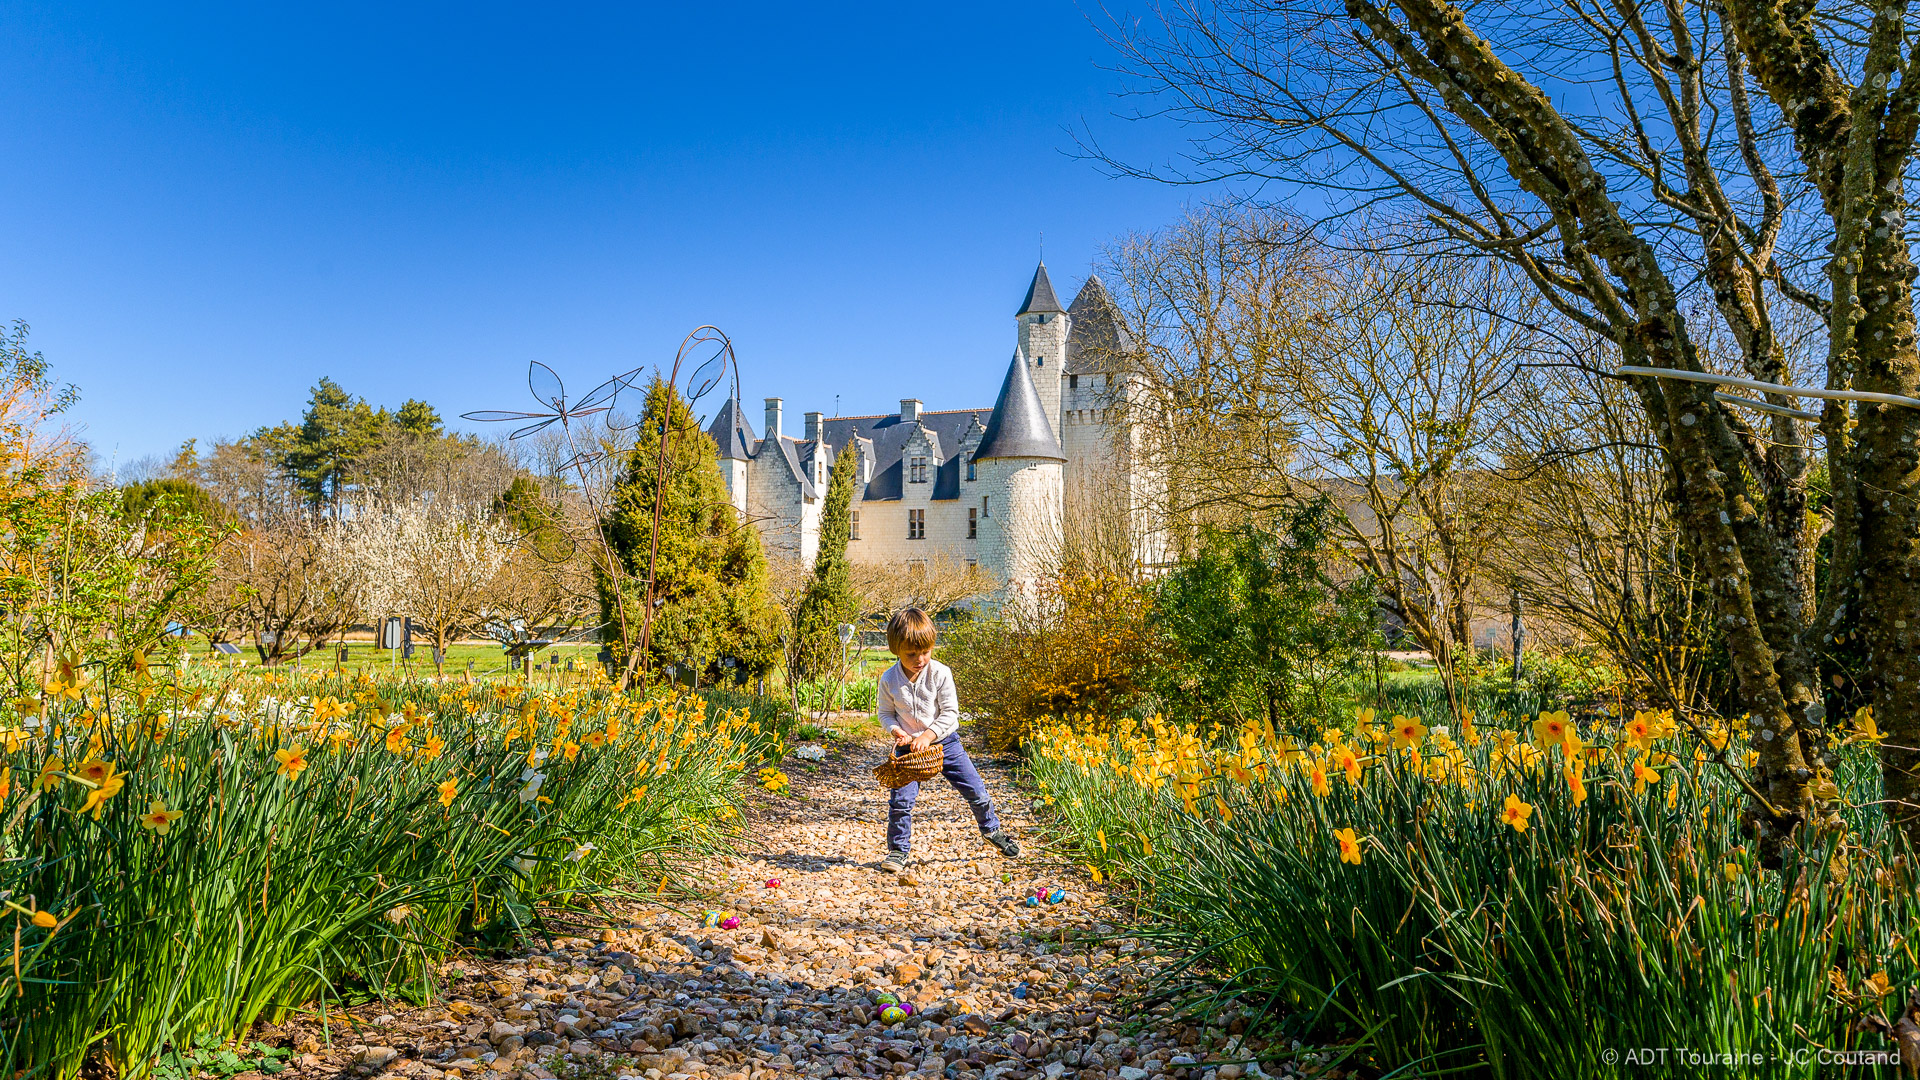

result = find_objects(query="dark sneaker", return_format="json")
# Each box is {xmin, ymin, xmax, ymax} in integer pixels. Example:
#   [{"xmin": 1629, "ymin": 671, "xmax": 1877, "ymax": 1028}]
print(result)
[
  {"xmin": 985, "ymin": 830, "xmax": 1021, "ymax": 858},
  {"xmin": 878, "ymin": 850, "xmax": 910, "ymax": 873}
]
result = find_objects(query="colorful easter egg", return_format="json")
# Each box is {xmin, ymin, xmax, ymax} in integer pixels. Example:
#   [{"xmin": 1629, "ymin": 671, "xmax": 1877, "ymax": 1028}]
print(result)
[
  {"xmin": 880, "ymin": 1004, "xmax": 908, "ymax": 1024},
  {"xmin": 873, "ymin": 991, "xmax": 900, "ymax": 1006},
  {"xmin": 1047, "ymin": 889, "xmax": 1066, "ymax": 904},
  {"xmin": 699, "ymin": 909, "xmax": 722, "ymax": 928},
  {"xmin": 765, "ymin": 879, "xmax": 782, "ymax": 888},
  {"xmin": 721, "ymin": 916, "xmax": 741, "ymax": 930}
]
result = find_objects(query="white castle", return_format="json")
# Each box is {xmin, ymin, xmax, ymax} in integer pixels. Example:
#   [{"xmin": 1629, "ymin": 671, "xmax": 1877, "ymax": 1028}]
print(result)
[{"xmin": 705, "ymin": 263, "xmax": 1165, "ymax": 596}]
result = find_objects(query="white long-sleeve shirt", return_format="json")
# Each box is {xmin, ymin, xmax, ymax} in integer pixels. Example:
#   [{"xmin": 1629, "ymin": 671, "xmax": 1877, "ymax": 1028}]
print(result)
[{"xmin": 876, "ymin": 657, "xmax": 960, "ymax": 742}]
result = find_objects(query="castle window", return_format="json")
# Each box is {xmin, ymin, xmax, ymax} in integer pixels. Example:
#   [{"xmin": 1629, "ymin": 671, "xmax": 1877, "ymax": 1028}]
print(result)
[
  {"xmin": 968, "ymin": 507, "xmax": 978, "ymax": 539},
  {"xmin": 908, "ymin": 509, "xmax": 925, "ymax": 540},
  {"xmin": 910, "ymin": 456, "xmax": 928, "ymax": 484},
  {"xmin": 1070, "ymin": 374, "xmax": 1079, "ymax": 388},
  {"xmin": 850, "ymin": 510, "xmax": 860, "ymax": 540},
  {"xmin": 966, "ymin": 457, "xmax": 976, "ymax": 481},
  {"xmin": 981, "ymin": 495, "xmax": 990, "ymax": 518}
]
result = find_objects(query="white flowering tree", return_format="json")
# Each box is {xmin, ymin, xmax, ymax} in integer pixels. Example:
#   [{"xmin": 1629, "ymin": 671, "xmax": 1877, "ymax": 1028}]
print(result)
[{"xmin": 329, "ymin": 501, "xmax": 514, "ymax": 672}]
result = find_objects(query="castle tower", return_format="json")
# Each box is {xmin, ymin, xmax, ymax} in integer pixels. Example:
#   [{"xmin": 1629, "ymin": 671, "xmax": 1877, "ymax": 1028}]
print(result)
[
  {"xmin": 973, "ymin": 348, "xmax": 1065, "ymax": 602},
  {"xmin": 1015, "ymin": 262, "xmax": 1069, "ymax": 434}
]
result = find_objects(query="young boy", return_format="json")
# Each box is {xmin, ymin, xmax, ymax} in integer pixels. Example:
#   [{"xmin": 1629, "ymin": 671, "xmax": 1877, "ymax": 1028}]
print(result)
[{"xmin": 874, "ymin": 607, "xmax": 1020, "ymax": 873}]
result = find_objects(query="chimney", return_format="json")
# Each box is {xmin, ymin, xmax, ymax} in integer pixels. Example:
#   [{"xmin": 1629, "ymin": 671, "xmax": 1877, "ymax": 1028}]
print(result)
[
  {"xmin": 764, "ymin": 397, "xmax": 784, "ymax": 440},
  {"xmin": 804, "ymin": 411, "xmax": 824, "ymax": 442},
  {"xmin": 900, "ymin": 398, "xmax": 922, "ymax": 424}
]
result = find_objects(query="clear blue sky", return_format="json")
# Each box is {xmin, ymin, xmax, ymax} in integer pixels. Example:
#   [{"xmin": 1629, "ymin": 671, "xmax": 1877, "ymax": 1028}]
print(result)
[{"xmin": 0, "ymin": 1, "xmax": 1201, "ymax": 464}]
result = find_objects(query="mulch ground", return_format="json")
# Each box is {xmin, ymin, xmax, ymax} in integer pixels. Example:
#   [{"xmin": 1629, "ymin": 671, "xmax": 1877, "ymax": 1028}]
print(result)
[{"xmin": 267, "ymin": 723, "xmax": 1306, "ymax": 1080}]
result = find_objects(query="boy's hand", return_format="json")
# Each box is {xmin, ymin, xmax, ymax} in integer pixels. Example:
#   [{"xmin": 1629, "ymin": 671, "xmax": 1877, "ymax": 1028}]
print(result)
[
  {"xmin": 892, "ymin": 729, "xmax": 912, "ymax": 747},
  {"xmin": 910, "ymin": 730, "xmax": 935, "ymax": 753}
]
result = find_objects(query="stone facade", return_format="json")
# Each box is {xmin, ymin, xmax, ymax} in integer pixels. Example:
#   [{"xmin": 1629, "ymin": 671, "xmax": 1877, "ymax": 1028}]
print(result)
[{"xmin": 705, "ymin": 263, "xmax": 1165, "ymax": 597}]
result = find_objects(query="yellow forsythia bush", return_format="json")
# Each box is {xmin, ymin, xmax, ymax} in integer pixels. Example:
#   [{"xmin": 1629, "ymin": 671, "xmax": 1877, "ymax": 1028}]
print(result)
[{"xmin": 944, "ymin": 568, "xmax": 1164, "ymax": 749}]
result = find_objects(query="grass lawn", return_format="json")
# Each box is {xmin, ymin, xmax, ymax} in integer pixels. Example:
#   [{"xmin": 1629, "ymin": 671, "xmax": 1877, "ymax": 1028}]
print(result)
[{"xmin": 181, "ymin": 639, "xmax": 605, "ymax": 679}]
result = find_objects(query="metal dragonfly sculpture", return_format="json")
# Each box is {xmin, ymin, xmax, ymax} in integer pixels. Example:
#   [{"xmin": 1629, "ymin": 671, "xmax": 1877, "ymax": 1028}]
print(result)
[{"xmin": 461, "ymin": 326, "xmax": 741, "ymax": 685}]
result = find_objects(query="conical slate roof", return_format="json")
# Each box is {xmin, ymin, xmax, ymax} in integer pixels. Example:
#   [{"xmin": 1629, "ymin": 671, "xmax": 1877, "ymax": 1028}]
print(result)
[
  {"xmin": 705, "ymin": 397, "xmax": 758, "ymax": 460},
  {"xmin": 1015, "ymin": 262, "xmax": 1066, "ymax": 316},
  {"xmin": 1065, "ymin": 275, "xmax": 1136, "ymax": 374},
  {"xmin": 974, "ymin": 351, "xmax": 1065, "ymax": 462}
]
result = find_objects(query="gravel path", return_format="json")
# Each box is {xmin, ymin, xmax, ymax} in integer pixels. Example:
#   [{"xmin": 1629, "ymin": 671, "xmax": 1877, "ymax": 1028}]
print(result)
[{"xmin": 269, "ymin": 725, "xmax": 1287, "ymax": 1080}]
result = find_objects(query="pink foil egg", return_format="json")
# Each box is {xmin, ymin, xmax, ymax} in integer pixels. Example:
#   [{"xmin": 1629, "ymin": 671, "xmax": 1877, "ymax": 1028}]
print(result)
[{"xmin": 721, "ymin": 916, "xmax": 740, "ymax": 930}]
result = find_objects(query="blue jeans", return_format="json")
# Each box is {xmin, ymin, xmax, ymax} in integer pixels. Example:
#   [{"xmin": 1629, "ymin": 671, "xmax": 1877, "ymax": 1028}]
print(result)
[{"xmin": 887, "ymin": 732, "xmax": 1000, "ymax": 853}]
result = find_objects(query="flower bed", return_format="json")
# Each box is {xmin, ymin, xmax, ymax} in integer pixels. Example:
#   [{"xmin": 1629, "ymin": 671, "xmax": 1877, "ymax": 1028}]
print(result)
[
  {"xmin": 1027, "ymin": 708, "xmax": 1913, "ymax": 1077},
  {"xmin": 0, "ymin": 667, "xmax": 780, "ymax": 1080}
]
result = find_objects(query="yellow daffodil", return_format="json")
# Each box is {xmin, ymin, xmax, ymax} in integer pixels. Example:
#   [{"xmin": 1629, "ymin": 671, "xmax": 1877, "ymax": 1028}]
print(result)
[
  {"xmin": 1532, "ymin": 710, "xmax": 1577, "ymax": 752},
  {"xmin": 1633, "ymin": 758, "xmax": 1661, "ymax": 794},
  {"xmin": 1309, "ymin": 761, "xmax": 1330, "ymax": 798},
  {"xmin": 1334, "ymin": 827, "xmax": 1363, "ymax": 865},
  {"xmin": 1501, "ymin": 793, "xmax": 1533, "ymax": 833},
  {"xmin": 139, "ymin": 799, "xmax": 184, "ymax": 835},
  {"xmin": 31, "ymin": 910, "xmax": 57, "ymax": 929},
  {"xmin": 1564, "ymin": 764, "xmax": 1587, "ymax": 805},
  {"xmin": 275, "ymin": 745, "xmax": 310, "ymax": 780},
  {"xmin": 1331, "ymin": 745, "xmax": 1363, "ymax": 785},
  {"xmin": 1625, "ymin": 712, "xmax": 1655, "ymax": 752},
  {"xmin": 1391, "ymin": 716, "xmax": 1427, "ymax": 750},
  {"xmin": 79, "ymin": 767, "xmax": 126, "ymax": 819},
  {"xmin": 35, "ymin": 756, "xmax": 64, "ymax": 792},
  {"xmin": 311, "ymin": 696, "xmax": 349, "ymax": 723},
  {"xmin": 437, "ymin": 778, "xmax": 459, "ymax": 807}
]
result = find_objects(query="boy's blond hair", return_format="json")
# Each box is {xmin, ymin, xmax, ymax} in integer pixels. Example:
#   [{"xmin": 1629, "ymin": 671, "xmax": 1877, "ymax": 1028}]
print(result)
[{"xmin": 886, "ymin": 607, "xmax": 937, "ymax": 654}]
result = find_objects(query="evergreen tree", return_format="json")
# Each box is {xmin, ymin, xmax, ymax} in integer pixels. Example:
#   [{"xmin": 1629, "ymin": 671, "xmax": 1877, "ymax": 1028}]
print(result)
[
  {"xmin": 282, "ymin": 378, "xmax": 386, "ymax": 508},
  {"xmin": 394, "ymin": 399, "xmax": 443, "ymax": 437},
  {"xmin": 599, "ymin": 377, "xmax": 783, "ymax": 680},
  {"xmin": 791, "ymin": 438, "xmax": 861, "ymax": 680},
  {"xmin": 119, "ymin": 477, "xmax": 232, "ymax": 529}
]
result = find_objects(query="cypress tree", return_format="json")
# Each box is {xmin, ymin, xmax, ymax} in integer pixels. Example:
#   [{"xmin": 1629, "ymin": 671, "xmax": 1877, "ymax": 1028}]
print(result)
[
  {"xmin": 599, "ymin": 377, "xmax": 783, "ymax": 680},
  {"xmin": 792, "ymin": 438, "xmax": 861, "ymax": 680}
]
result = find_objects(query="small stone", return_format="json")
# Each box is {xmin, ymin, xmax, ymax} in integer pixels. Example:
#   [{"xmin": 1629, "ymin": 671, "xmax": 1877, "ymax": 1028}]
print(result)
[
  {"xmin": 1216, "ymin": 1066, "xmax": 1243, "ymax": 1079},
  {"xmin": 359, "ymin": 1047, "xmax": 401, "ymax": 1068},
  {"xmin": 895, "ymin": 963, "xmax": 923, "ymax": 983},
  {"xmin": 1119, "ymin": 1069, "xmax": 1149, "ymax": 1080}
]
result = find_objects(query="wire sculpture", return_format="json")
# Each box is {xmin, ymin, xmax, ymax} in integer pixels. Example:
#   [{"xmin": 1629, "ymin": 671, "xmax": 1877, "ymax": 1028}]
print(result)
[{"xmin": 460, "ymin": 326, "xmax": 740, "ymax": 686}]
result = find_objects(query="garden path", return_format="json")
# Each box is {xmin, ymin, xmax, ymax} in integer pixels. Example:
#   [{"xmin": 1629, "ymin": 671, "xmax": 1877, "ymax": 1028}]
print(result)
[{"xmin": 274, "ymin": 726, "xmax": 1262, "ymax": 1080}]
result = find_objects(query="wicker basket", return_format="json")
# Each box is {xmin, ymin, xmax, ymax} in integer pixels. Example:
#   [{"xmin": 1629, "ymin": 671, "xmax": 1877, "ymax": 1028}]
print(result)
[{"xmin": 874, "ymin": 742, "xmax": 945, "ymax": 790}]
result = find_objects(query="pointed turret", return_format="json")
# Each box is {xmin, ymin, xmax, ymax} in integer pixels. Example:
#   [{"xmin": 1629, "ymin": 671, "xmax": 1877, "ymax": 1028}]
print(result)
[
  {"xmin": 1065, "ymin": 275, "xmax": 1136, "ymax": 372},
  {"xmin": 976, "ymin": 350, "xmax": 1066, "ymax": 462},
  {"xmin": 1015, "ymin": 262, "xmax": 1066, "ymax": 316},
  {"xmin": 704, "ymin": 397, "xmax": 757, "ymax": 460}
]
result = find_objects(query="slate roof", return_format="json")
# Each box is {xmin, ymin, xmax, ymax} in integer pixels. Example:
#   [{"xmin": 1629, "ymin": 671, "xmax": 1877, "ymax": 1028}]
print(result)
[
  {"xmin": 712, "ymin": 264, "xmax": 1116, "ymax": 502},
  {"xmin": 704, "ymin": 397, "xmax": 758, "ymax": 460},
  {"xmin": 975, "ymin": 350, "xmax": 1066, "ymax": 462},
  {"xmin": 1065, "ymin": 274, "xmax": 1136, "ymax": 375},
  {"xmin": 1015, "ymin": 262, "xmax": 1066, "ymax": 316}
]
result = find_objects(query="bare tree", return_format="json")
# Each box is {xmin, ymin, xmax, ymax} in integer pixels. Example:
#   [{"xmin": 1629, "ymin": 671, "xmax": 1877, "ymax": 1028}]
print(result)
[
  {"xmin": 1494, "ymin": 353, "xmax": 1726, "ymax": 713},
  {"xmin": 1102, "ymin": 208, "xmax": 1531, "ymax": 718},
  {"xmin": 1096, "ymin": 0, "xmax": 1920, "ymax": 846},
  {"xmin": 199, "ymin": 519, "xmax": 355, "ymax": 665}
]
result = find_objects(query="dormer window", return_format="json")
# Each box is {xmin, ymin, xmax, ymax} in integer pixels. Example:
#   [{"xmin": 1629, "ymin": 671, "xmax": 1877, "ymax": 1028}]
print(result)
[
  {"xmin": 966, "ymin": 457, "xmax": 976, "ymax": 481},
  {"xmin": 910, "ymin": 456, "xmax": 928, "ymax": 484}
]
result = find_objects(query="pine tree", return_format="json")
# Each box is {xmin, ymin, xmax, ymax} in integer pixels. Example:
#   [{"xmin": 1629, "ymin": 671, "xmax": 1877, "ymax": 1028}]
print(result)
[
  {"xmin": 599, "ymin": 377, "xmax": 783, "ymax": 680},
  {"xmin": 792, "ymin": 438, "xmax": 861, "ymax": 681},
  {"xmin": 283, "ymin": 378, "xmax": 386, "ymax": 509}
]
